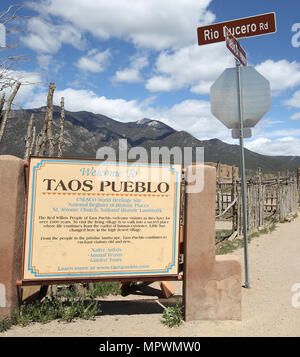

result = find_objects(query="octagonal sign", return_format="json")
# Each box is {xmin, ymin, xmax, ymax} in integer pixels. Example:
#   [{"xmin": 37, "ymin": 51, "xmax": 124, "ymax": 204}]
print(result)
[{"xmin": 210, "ymin": 66, "xmax": 270, "ymax": 129}]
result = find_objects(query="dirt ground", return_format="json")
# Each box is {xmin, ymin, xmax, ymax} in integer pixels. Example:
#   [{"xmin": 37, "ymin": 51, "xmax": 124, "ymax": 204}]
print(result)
[{"xmin": 1, "ymin": 216, "xmax": 300, "ymax": 337}]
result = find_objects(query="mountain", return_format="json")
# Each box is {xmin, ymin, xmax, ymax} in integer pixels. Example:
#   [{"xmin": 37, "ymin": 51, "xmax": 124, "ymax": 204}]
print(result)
[
  {"xmin": 0, "ymin": 107, "xmax": 175, "ymax": 159},
  {"xmin": 0, "ymin": 106, "xmax": 299, "ymax": 174}
]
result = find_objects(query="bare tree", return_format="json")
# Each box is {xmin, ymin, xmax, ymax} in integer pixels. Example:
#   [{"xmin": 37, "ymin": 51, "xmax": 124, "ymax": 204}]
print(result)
[
  {"xmin": 24, "ymin": 113, "xmax": 34, "ymax": 161},
  {"xmin": 57, "ymin": 97, "xmax": 65, "ymax": 157},
  {"xmin": 29, "ymin": 125, "xmax": 36, "ymax": 157},
  {"xmin": 46, "ymin": 82, "xmax": 56, "ymax": 156},
  {"xmin": 0, "ymin": 4, "xmax": 40, "ymax": 147},
  {"xmin": 0, "ymin": 92, "xmax": 5, "ymax": 125},
  {"xmin": 0, "ymin": 81, "xmax": 21, "ymax": 143},
  {"xmin": 0, "ymin": 4, "xmax": 29, "ymax": 91},
  {"xmin": 35, "ymin": 82, "xmax": 56, "ymax": 156},
  {"xmin": 34, "ymin": 117, "xmax": 46, "ymax": 156}
]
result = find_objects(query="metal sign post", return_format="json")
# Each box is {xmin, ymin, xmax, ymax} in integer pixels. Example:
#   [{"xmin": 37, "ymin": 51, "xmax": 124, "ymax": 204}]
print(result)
[
  {"xmin": 235, "ymin": 57, "xmax": 250, "ymax": 288},
  {"xmin": 210, "ymin": 63, "xmax": 271, "ymax": 289},
  {"xmin": 200, "ymin": 13, "xmax": 274, "ymax": 289}
]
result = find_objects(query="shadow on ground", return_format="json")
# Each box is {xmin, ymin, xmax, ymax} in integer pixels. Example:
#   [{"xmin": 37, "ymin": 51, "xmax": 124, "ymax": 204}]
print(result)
[
  {"xmin": 98, "ymin": 296, "xmax": 183, "ymax": 316},
  {"xmin": 97, "ymin": 282, "xmax": 183, "ymax": 316}
]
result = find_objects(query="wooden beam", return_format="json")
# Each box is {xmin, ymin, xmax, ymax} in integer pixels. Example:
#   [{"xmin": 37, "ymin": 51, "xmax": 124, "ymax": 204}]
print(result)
[{"xmin": 159, "ymin": 281, "xmax": 175, "ymax": 298}]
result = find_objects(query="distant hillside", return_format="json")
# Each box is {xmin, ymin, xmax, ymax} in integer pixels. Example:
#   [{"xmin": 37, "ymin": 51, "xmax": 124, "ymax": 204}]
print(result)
[{"xmin": 0, "ymin": 106, "xmax": 299, "ymax": 174}]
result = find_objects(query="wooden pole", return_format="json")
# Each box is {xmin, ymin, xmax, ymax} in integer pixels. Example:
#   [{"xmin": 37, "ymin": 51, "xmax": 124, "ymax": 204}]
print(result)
[{"xmin": 277, "ymin": 172, "xmax": 281, "ymax": 220}]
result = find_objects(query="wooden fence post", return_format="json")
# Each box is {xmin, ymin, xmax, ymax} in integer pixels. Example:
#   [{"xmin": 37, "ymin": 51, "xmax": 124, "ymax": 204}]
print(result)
[
  {"xmin": 276, "ymin": 172, "xmax": 281, "ymax": 220},
  {"xmin": 231, "ymin": 166, "xmax": 238, "ymax": 232}
]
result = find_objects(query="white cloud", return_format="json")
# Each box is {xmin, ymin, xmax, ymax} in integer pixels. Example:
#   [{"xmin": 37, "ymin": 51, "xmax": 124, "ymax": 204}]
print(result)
[
  {"xmin": 290, "ymin": 112, "xmax": 300, "ymax": 120},
  {"xmin": 113, "ymin": 69, "xmax": 143, "ymax": 83},
  {"xmin": 255, "ymin": 59, "xmax": 300, "ymax": 94},
  {"xmin": 112, "ymin": 54, "xmax": 149, "ymax": 83},
  {"xmin": 285, "ymin": 90, "xmax": 300, "ymax": 108},
  {"xmin": 146, "ymin": 76, "xmax": 177, "ymax": 92},
  {"xmin": 245, "ymin": 118, "xmax": 300, "ymax": 155},
  {"xmin": 25, "ymin": 88, "xmax": 145, "ymax": 120},
  {"xmin": 21, "ymin": 17, "xmax": 85, "ymax": 54},
  {"xmin": 76, "ymin": 49, "xmax": 111, "ymax": 73},
  {"xmin": 146, "ymin": 43, "xmax": 233, "ymax": 93},
  {"xmin": 31, "ymin": 0, "xmax": 215, "ymax": 50},
  {"xmin": 37, "ymin": 54, "xmax": 52, "ymax": 71},
  {"xmin": 251, "ymin": 117, "xmax": 284, "ymax": 137},
  {"xmin": 245, "ymin": 137, "xmax": 300, "ymax": 156},
  {"xmin": 191, "ymin": 81, "xmax": 214, "ymax": 94},
  {"xmin": 263, "ymin": 129, "xmax": 300, "ymax": 137},
  {"xmin": 144, "ymin": 99, "xmax": 229, "ymax": 139}
]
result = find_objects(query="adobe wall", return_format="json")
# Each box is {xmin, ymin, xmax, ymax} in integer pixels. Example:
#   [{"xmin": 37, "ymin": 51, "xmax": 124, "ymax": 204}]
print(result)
[
  {"xmin": 0, "ymin": 155, "xmax": 25, "ymax": 319},
  {"xmin": 184, "ymin": 164, "xmax": 242, "ymax": 320}
]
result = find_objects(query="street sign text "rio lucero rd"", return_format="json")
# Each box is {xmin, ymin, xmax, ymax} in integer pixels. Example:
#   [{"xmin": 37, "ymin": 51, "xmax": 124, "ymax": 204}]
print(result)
[{"xmin": 197, "ymin": 12, "xmax": 276, "ymax": 46}]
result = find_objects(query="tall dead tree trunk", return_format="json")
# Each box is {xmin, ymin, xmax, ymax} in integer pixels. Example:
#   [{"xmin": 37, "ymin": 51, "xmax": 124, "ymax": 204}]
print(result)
[
  {"xmin": 46, "ymin": 82, "xmax": 56, "ymax": 157},
  {"xmin": 0, "ymin": 92, "xmax": 5, "ymax": 126},
  {"xmin": 24, "ymin": 113, "xmax": 34, "ymax": 161},
  {"xmin": 0, "ymin": 82, "xmax": 21, "ymax": 144},
  {"xmin": 30, "ymin": 126, "xmax": 36, "ymax": 157},
  {"xmin": 34, "ymin": 121, "xmax": 44, "ymax": 156},
  {"xmin": 35, "ymin": 82, "xmax": 55, "ymax": 156},
  {"xmin": 57, "ymin": 97, "xmax": 65, "ymax": 158}
]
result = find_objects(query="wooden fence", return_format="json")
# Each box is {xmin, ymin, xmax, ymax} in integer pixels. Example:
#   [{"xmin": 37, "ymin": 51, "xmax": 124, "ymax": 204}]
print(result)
[{"xmin": 216, "ymin": 167, "xmax": 299, "ymax": 234}]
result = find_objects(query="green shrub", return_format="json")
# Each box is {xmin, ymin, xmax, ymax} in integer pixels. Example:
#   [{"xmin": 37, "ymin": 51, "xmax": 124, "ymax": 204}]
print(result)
[
  {"xmin": 10, "ymin": 296, "xmax": 101, "ymax": 326},
  {"xmin": 0, "ymin": 282, "xmax": 122, "ymax": 332},
  {"xmin": 0, "ymin": 318, "xmax": 12, "ymax": 332},
  {"xmin": 269, "ymin": 223, "xmax": 276, "ymax": 232},
  {"xmin": 88, "ymin": 282, "xmax": 120, "ymax": 298},
  {"xmin": 161, "ymin": 303, "xmax": 183, "ymax": 328}
]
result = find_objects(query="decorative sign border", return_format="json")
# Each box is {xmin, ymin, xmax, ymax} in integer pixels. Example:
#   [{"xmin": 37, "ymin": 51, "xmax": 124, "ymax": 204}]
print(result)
[{"xmin": 22, "ymin": 157, "xmax": 181, "ymax": 281}]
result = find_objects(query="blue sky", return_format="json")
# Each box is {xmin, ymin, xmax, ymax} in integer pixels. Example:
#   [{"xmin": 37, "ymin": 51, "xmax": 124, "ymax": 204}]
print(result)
[{"xmin": 1, "ymin": 0, "xmax": 300, "ymax": 156}]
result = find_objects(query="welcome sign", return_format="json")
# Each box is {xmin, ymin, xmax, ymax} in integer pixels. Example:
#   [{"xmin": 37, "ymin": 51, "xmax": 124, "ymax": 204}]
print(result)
[{"xmin": 22, "ymin": 157, "xmax": 181, "ymax": 282}]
